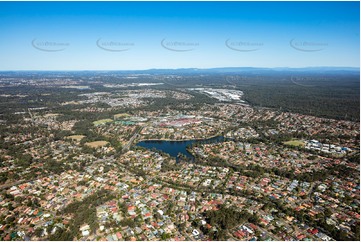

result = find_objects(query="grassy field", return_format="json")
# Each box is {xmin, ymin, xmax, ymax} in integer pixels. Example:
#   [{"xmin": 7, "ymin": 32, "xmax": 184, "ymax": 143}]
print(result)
[
  {"xmin": 44, "ymin": 113, "xmax": 60, "ymax": 118},
  {"xmin": 85, "ymin": 141, "xmax": 109, "ymax": 148},
  {"xmin": 65, "ymin": 135, "xmax": 86, "ymax": 141},
  {"xmin": 283, "ymin": 140, "xmax": 305, "ymax": 147},
  {"xmin": 93, "ymin": 119, "xmax": 113, "ymax": 126},
  {"xmin": 114, "ymin": 113, "xmax": 131, "ymax": 119}
]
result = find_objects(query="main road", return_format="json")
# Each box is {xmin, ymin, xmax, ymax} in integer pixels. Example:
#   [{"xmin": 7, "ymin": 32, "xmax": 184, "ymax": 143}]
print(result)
[{"xmin": 122, "ymin": 126, "xmax": 143, "ymax": 152}]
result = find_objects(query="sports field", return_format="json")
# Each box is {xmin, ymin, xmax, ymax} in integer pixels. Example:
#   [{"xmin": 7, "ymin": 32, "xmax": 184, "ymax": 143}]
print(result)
[
  {"xmin": 66, "ymin": 135, "xmax": 86, "ymax": 141},
  {"xmin": 85, "ymin": 141, "xmax": 109, "ymax": 148},
  {"xmin": 283, "ymin": 140, "xmax": 305, "ymax": 147},
  {"xmin": 93, "ymin": 119, "xmax": 113, "ymax": 126}
]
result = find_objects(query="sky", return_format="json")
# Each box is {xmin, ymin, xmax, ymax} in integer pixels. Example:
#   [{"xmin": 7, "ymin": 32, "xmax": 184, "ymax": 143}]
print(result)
[{"xmin": 0, "ymin": 1, "xmax": 359, "ymax": 70}]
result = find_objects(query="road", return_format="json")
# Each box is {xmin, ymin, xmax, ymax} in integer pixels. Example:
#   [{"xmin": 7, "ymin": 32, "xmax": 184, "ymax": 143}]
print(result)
[{"xmin": 122, "ymin": 126, "xmax": 143, "ymax": 152}]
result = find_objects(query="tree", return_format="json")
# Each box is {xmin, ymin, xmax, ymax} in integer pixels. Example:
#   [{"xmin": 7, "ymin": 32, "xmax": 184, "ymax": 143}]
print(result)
[
  {"xmin": 324, "ymin": 208, "xmax": 332, "ymax": 217},
  {"xmin": 34, "ymin": 228, "xmax": 43, "ymax": 237},
  {"xmin": 161, "ymin": 232, "xmax": 171, "ymax": 240}
]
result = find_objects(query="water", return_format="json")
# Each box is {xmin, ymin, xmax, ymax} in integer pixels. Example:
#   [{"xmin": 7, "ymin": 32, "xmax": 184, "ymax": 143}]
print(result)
[{"xmin": 136, "ymin": 136, "xmax": 226, "ymax": 160}]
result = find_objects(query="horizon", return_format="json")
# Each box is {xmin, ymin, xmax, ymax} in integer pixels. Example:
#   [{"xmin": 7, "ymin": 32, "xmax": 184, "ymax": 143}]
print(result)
[
  {"xmin": 0, "ymin": 1, "xmax": 359, "ymax": 70},
  {"xmin": 0, "ymin": 66, "xmax": 359, "ymax": 72}
]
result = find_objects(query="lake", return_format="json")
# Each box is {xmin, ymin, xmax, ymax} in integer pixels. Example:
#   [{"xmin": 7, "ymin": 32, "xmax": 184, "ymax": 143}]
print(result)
[{"xmin": 136, "ymin": 136, "xmax": 226, "ymax": 160}]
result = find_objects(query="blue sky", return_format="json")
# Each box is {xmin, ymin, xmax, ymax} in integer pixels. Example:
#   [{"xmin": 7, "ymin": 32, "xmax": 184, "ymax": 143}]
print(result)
[{"xmin": 0, "ymin": 1, "xmax": 359, "ymax": 70}]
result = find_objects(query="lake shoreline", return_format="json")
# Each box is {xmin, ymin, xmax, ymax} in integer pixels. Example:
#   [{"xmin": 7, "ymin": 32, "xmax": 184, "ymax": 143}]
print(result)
[
  {"xmin": 136, "ymin": 133, "xmax": 222, "ymax": 143},
  {"xmin": 135, "ymin": 135, "xmax": 226, "ymax": 160}
]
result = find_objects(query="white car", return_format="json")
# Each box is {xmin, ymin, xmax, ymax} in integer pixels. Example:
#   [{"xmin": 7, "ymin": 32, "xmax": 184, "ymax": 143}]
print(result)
[{"xmin": 192, "ymin": 229, "xmax": 200, "ymax": 236}]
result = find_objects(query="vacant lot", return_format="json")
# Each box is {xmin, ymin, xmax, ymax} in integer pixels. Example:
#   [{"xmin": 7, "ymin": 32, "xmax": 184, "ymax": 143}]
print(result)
[
  {"xmin": 66, "ymin": 135, "xmax": 86, "ymax": 141},
  {"xmin": 85, "ymin": 141, "xmax": 109, "ymax": 148}
]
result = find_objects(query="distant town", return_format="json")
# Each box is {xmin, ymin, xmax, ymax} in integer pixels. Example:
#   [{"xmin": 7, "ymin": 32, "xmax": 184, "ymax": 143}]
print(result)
[{"xmin": 0, "ymin": 70, "xmax": 359, "ymax": 241}]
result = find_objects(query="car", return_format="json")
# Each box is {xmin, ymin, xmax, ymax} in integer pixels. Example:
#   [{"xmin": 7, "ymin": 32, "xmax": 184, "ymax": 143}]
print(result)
[{"xmin": 192, "ymin": 229, "xmax": 200, "ymax": 236}]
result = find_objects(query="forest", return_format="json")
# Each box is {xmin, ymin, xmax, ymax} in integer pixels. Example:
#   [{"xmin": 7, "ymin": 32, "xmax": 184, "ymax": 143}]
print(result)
[{"xmin": 0, "ymin": 69, "xmax": 359, "ymax": 122}]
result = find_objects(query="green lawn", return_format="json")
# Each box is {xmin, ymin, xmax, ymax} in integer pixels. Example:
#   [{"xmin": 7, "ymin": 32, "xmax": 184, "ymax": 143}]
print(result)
[
  {"xmin": 283, "ymin": 140, "xmax": 305, "ymax": 147},
  {"xmin": 93, "ymin": 119, "xmax": 113, "ymax": 126},
  {"xmin": 114, "ymin": 113, "xmax": 131, "ymax": 119}
]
